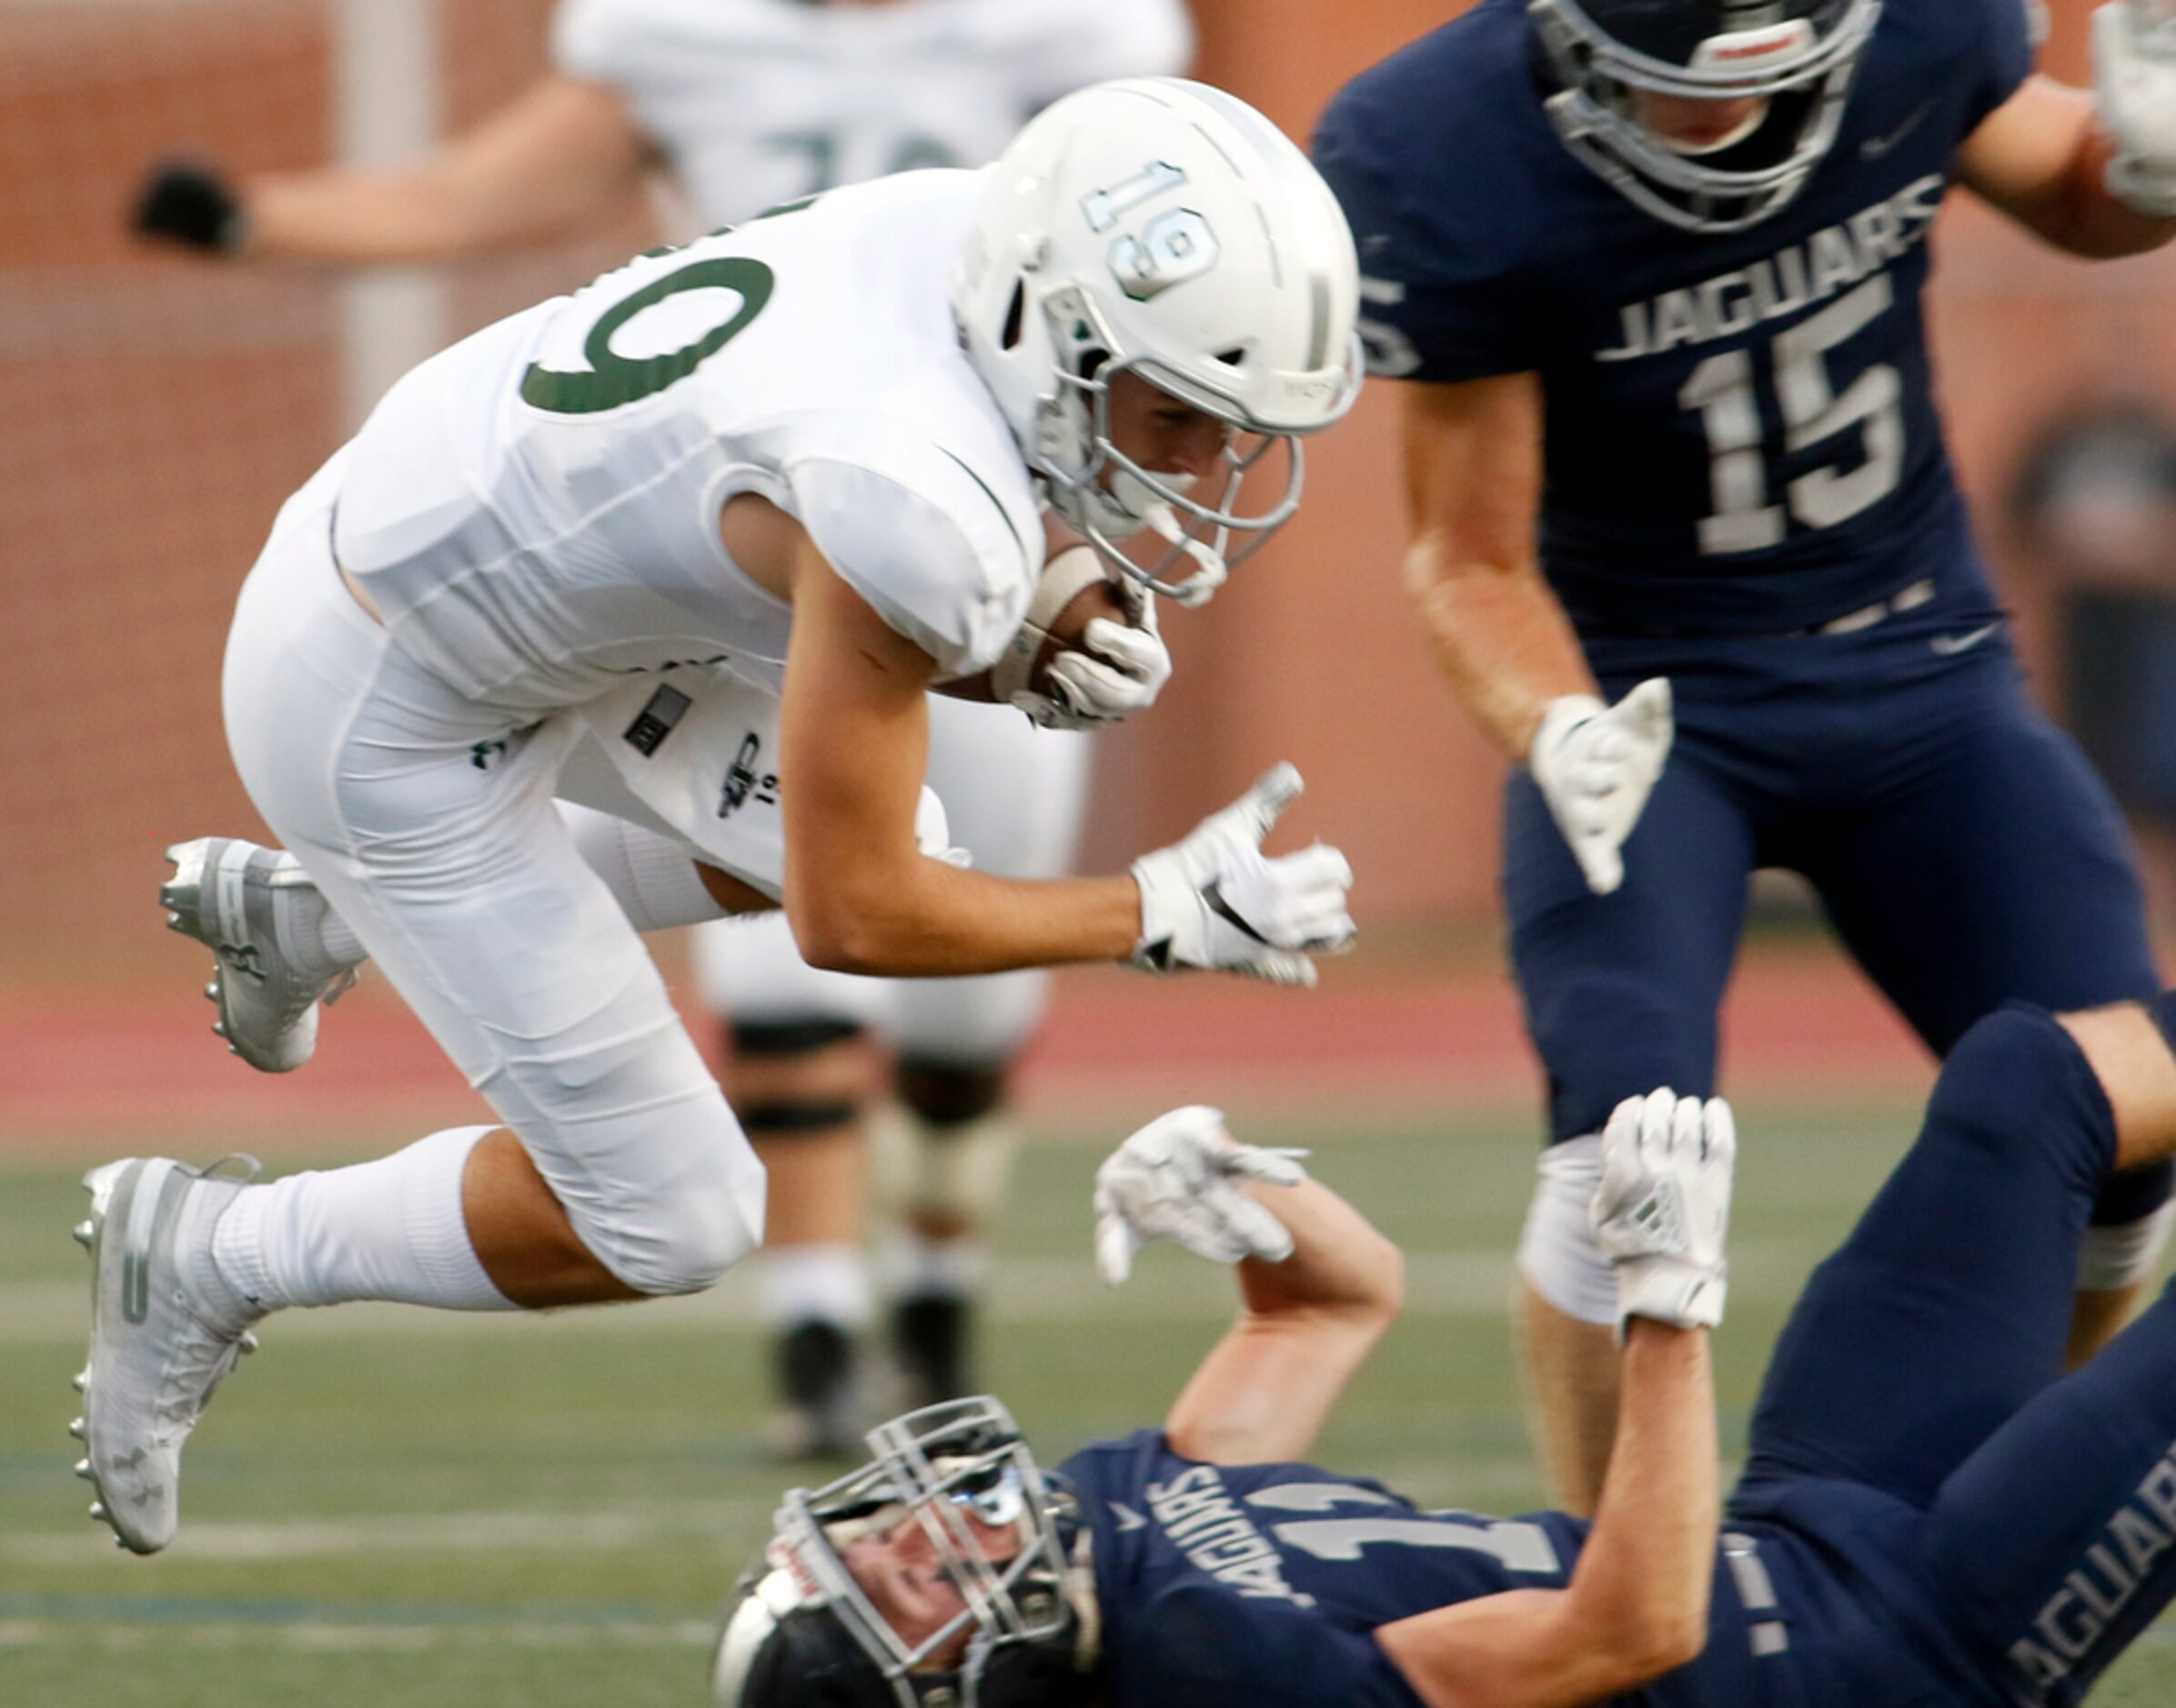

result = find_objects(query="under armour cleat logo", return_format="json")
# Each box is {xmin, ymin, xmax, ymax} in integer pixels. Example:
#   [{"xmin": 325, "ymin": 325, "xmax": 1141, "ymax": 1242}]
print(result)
[{"xmin": 217, "ymin": 942, "xmax": 265, "ymax": 983}]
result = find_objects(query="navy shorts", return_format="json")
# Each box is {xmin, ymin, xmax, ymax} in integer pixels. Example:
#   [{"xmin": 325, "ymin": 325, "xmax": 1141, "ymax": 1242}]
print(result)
[{"xmin": 1504, "ymin": 623, "xmax": 2166, "ymax": 1225}]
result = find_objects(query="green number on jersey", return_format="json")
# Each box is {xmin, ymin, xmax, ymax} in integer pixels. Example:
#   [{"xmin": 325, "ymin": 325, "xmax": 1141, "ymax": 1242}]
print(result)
[{"xmin": 520, "ymin": 256, "xmax": 775, "ymax": 417}]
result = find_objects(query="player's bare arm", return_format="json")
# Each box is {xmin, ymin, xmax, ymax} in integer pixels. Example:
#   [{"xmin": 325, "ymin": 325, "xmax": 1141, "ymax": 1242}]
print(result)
[
  {"xmin": 1377, "ymin": 1092, "xmax": 1732, "ymax": 1706},
  {"xmin": 1959, "ymin": 2, "xmax": 2176, "ymax": 259},
  {"xmin": 1374, "ymin": 1322, "xmax": 1716, "ymax": 1708},
  {"xmin": 138, "ymin": 75, "xmax": 650, "ymax": 261},
  {"xmin": 776, "ymin": 534, "xmax": 1143, "ymax": 978},
  {"xmin": 1158, "ymin": 1167, "xmax": 1405, "ymax": 1466},
  {"xmin": 1399, "ymin": 372, "xmax": 1590, "ymax": 761}
]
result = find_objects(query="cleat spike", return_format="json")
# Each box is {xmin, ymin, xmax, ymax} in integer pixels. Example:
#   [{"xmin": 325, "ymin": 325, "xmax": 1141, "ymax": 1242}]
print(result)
[
  {"xmin": 211, "ymin": 1021, "xmax": 227, "ymax": 1039},
  {"xmin": 75, "ymin": 1459, "xmax": 93, "ymax": 1481},
  {"xmin": 205, "ymin": 981, "xmax": 219, "ymax": 1001},
  {"xmin": 72, "ymin": 1370, "xmax": 88, "ymax": 1392},
  {"xmin": 166, "ymin": 912, "xmax": 182, "ymax": 930},
  {"xmin": 88, "ymin": 1501, "xmax": 108, "ymax": 1522},
  {"xmin": 238, "ymin": 1331, "xmax": 260, "ymax": 1355},
  {"xmin": 73, "ymin": 1220, "xmax": 94, "ymax": 1247},
  {"xmin": 67, "ymin": 1417, "xmax": 86, "ymax": 1441}
]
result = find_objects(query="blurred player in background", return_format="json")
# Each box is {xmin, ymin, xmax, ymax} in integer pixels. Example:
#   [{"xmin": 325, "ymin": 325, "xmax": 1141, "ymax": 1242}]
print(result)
[
  {"xmin": 131, "ymin": 0, "xmax": 1194, "ymax": 1455},
  {"xmin": 75, "ymin": 80, "xmax": 1364, "ymax": 1557},
  {"xmin": 1314, "ymin": 0, "xmax": 2176, "ymax": 1512},
  {"xmin": 714, "ymin": 996, "xmax": 2176, "ymax": 1707}
]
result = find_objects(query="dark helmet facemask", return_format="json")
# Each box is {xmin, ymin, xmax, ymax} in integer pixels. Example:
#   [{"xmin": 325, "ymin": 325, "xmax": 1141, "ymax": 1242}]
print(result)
[
  {"xmin": 712, "ymin": 1398, "xmax": 1099, "ymax": 1708},
  {"xmin": 1530, "ymin": 0, "xmax": 1885, "ymax": 232}
]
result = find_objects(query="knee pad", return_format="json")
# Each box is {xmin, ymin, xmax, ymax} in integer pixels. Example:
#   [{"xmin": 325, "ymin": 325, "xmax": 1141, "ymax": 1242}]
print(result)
[
  {"xmin": 730, "ymin": 1016, "xmax": 864, "ymax": 1058},
  {"xmin": 1930, "ymin": 1003, "xmax": 2113, "ymax": 1179},
  {"xmin": 871, "ymin": 1102, "xmax": 1018, "ymax": 1232},
  {"xmin": 1516, "ymin": 1133, "xmax": 1618, "ymax": 1326},
  {"xmin": 896, "ymin": 1058, "xmax": 1008, "ymax": 1126},
  {"xmin": 579, "ymin": 1140, "xmax": 768, "ymax": 1297},
  {"xmin": 2079, "ymin": 1199, "xmax": 2176, "ymax": 1292}
]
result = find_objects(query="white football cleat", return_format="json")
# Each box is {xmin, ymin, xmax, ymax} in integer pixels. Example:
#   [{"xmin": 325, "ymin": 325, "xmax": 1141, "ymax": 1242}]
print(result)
[
  {"xmin": 161, "ymin": 837, "xmax": 356, "ymax": 1073},
  {"xmin": 76, "ymin": 1156, "xmax": 265, "ymax": 1555}
]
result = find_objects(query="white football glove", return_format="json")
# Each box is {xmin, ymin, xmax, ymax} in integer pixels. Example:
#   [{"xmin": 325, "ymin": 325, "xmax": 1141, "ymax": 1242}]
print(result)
[
  {"xmin": 1093, "ymin": 1105, "xmax": 1310, "ymax": 1285},
  {"xmin": 1013, "ymin": 579, "xmax": 1174, "ymax": 731},
  {"xmin": 2097, "ymin": 0, "xmax": 2176, "ymax": 217},
  {"xmin": 1129, "ymin": 764, "xmax": 1355, "ymax": 986},
  {"xmin": 1591, "ymin": 1089, "xmax": 1736, "ymax": 1335},
  {"xmin": 1528, "ymin": 678, "xmax": 1673, "ymax": 897}
]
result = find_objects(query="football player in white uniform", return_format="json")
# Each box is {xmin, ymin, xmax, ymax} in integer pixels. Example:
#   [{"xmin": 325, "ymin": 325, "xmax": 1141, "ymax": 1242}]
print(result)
[
  {"xmin": 75, "ymin": 79, "xmax": 1365, "ymax": 1556},
  {"xmin": 131, "ymin": 0, "xmax": 1194, "ymax": 1452}
]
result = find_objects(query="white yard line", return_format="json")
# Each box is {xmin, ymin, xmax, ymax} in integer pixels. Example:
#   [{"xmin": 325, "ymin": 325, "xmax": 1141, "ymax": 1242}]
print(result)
[{"xmin": 0, "ymin": 1243, "xmax": 1827, "ymax": 1346}]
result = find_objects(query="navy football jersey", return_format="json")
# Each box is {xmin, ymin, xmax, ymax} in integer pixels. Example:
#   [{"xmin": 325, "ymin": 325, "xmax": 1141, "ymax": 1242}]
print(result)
[
  {"xmin": 1313, "ymin": 0, "xmax": 2038, "ymax": 638},
  {"xmin": 1060, "ymin": 1431, "xmax": 1799, "ymax": 1707}
]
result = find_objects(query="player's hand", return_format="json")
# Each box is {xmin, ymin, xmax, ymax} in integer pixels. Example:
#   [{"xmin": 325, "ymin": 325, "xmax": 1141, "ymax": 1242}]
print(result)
[
  {"xmin": 2096, "ymin": 0, "xmax": 2176, "ymax": 217},
  {"xmin": 1128, "ymin": 764, "xmax": 1355, "ymax": 986},
  {"xmin": 1528, "ymin": 678, "xmax": 1672, "ymax": 896},
  {"xmin": 1093, "ymin": 1105, "xmax": 1310, "ymax": 1284},
  {"xmin": 133, "ymin": 158, "xmax": 248, "ymax": 253},
  {"xmin": 1012, "ymin": 581, "xmax": 1172, "ymax": 730},
  {"xmin": 1591, "ymin": 1089, "xmax": 1734, "ymax": 1335}
]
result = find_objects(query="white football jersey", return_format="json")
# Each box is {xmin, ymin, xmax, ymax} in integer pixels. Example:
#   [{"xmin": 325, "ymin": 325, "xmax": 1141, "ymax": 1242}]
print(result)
[
  {"xmin": 329, "ymin": 171, "xmax": 1042, "ymax": 711},
  {"xmin": 551, "ymin": 0, "xmax": 1194, "ymax": 226}
]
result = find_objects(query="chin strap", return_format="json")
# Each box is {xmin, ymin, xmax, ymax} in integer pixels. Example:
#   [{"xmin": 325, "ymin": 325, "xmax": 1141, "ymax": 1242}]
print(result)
[{"xmin": 1128, "ymin": 502, "xmax": 1227, "ymax": 608}]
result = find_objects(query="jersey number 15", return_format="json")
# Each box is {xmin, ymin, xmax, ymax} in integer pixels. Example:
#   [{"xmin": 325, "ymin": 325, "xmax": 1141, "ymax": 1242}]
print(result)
[{"xmin": 1681, "ymin": 274, "xmax": 1903, "ymax": 556}]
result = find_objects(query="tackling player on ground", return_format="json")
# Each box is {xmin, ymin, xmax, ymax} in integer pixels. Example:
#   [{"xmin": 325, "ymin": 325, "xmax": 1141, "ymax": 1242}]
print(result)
[
  {"xmin": 1314, "ymin": 0, "xmax": 2176, "ymax": 1511},
  {"xmin": 131, "ymin": 0, "xmax": 1196, "ymax": 1458},
  {"xmin": 717, "ymin": 994, "xmax": 2176, "ymax": 1706},
  {"xmin": 69, "ymin": 79, "xmax": 1362, "ymax": 1557}
]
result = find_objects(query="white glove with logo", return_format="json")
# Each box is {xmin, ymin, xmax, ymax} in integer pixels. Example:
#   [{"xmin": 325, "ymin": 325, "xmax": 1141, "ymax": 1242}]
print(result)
[
  {"xmin": 1093, "ymin": 1105, "xmax": 1310, "ymax": 1285},
  {"xmin": 1591, "ymin": 1089, "xmax": 1735, "ymax": 1335},
  {"xmin": 1013, "ymin": 578, "xmax": 1174, "ymax": 731},
  {"xmin": 2097, "ymin": 0, "xmax": 2176, "ymax": 217},
  {"xmin": 1528, "ymin": 678, "xmax": 1673, "ymax": 897},
  {"xmin": 1129, "ymin": 764, "xmax": 1355, "ymax": 986}
]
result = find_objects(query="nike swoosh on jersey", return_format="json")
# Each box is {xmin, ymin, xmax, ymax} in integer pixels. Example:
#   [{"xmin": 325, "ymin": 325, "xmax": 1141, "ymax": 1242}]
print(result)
[
  {"xmin": 1110, "ymin": 1501, "xmax": 1149, "ymax": 1532},
  {"xmin": 1929, "ymin": 623, "xmax": 2001, "ymax": 656},
  {"xmin": 1862, "ymin": 102, "xmax": 1934, "ymax": 161}
]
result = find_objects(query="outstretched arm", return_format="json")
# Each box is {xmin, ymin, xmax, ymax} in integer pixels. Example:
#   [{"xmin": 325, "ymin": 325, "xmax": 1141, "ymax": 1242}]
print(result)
[
  {"xmin": 137, "ymin": 75, "xmax": 650, "ymax": 263},
  {"xmin": 1959, "ymin": 3, "xmax": 2176, "ymax": 259},
  {"xmin": 1373, "ymin": 1092, "xmax": 1733, "ymax": 1706}
]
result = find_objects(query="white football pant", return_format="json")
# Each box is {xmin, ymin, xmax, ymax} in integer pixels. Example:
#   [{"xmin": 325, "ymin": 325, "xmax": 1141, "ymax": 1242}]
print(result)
[{"xmin": 219, "ymin": 458, "xmax": 764, "ymax": 1298}]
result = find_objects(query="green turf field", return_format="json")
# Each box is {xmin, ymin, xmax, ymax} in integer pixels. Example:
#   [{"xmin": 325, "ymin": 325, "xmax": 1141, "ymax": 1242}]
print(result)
[{"xmin": 3, "ymin": 1102, "xmax": 2171, "ymax": 1705}]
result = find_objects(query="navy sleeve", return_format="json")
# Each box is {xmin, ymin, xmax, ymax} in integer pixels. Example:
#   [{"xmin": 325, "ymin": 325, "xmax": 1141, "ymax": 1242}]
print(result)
[
  {"xmin": 1965, "ymin": 0, "xmax": 2041, "ymax": 131},
  {"xmin": 1313, "ymin": 84, "xmax": 1546, "ymax": 384}
]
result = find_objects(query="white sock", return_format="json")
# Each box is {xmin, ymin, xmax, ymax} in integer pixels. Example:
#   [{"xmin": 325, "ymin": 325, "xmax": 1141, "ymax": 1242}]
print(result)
[
  {"xmin": 210, "ymin": 1126, "xmax": 518, "ymax": 1312},
  {"xmin": 759, "ymin": 1242, "xmax": 873, "ymax": 1330},
  {"xmin": 888, "ymin": 1228, "xmax": 985, "ymax": 1301},
  {"xmin": 555, "ymin": 803, "xmax": 727, "ymax": 932}
]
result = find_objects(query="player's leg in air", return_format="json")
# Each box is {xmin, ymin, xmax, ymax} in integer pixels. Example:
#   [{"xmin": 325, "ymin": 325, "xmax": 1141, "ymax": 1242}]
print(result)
[
  {"xmin": 1728, "ymin": 996, "xmax": 2176, "ymax": 1702},
  {"xmin": 76, "ymin": 465, "xmax": 768, "ymax": 1555},
  {"xmin": 1800, "ymin": 648, "xmax": 2171, "ymax": 1367},
  {"xmin": 1505, "ymin": 741, "xmax": 1758, "ymax": 1513}
]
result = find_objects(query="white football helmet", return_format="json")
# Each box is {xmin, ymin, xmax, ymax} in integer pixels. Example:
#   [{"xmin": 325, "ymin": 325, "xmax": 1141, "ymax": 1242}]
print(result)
[{"xmin": 952, "ymin": 78, "xmax": 1364, "ymax": 606}]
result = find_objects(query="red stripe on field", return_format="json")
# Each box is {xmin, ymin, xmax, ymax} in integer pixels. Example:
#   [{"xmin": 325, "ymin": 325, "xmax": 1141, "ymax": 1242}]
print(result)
[{"xmin": 0, "ymin": 947, "xmax": 1930, "ymax": 1148}]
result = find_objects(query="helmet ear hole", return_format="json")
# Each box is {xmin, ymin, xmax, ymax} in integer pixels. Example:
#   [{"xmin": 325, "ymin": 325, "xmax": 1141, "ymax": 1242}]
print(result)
[
  {"xmin": 1074, "ymin": 347, "xmax": 1111, "ymax": 384},
  {"xmin": 1000, "ymin": 281, "xmax": 1026, "ymax": 352},
  {"xmin": 1214, "ymin": 347, "xmax": 1246, "ymax": 368}
]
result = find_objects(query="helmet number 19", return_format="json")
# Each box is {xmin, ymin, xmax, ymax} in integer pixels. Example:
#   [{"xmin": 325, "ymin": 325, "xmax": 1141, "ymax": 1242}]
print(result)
[{"xmin": 1680, "ymin": 273, "xmax": 1903, "ymax": 555}]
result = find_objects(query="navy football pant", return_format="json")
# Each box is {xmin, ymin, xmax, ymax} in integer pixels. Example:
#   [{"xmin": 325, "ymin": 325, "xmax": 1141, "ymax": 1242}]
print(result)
[
  {"xmin": 1504, "ymin": 650, "xmax": 2167, "ymax": 1227},
  {"xmin": 1736, "ymin": 1007, "xmax": 2176, "ymax": 1703}
]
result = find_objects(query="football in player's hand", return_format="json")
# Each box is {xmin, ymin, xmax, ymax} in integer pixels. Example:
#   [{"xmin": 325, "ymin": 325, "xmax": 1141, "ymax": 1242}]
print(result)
[{"xmin": 1021, "ymin": 562, "xmax": 1130, "ymax": 697}]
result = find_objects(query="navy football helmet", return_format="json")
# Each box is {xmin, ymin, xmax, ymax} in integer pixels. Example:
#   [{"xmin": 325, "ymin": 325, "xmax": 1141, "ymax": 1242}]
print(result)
[
  {"xmin": 711, "ymin": 1399, "xmax": 1099, "ymax": 1708},
  {"xmin": 1531, "ymin": 0, "xmax": 1884, "ymax": 230}
]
